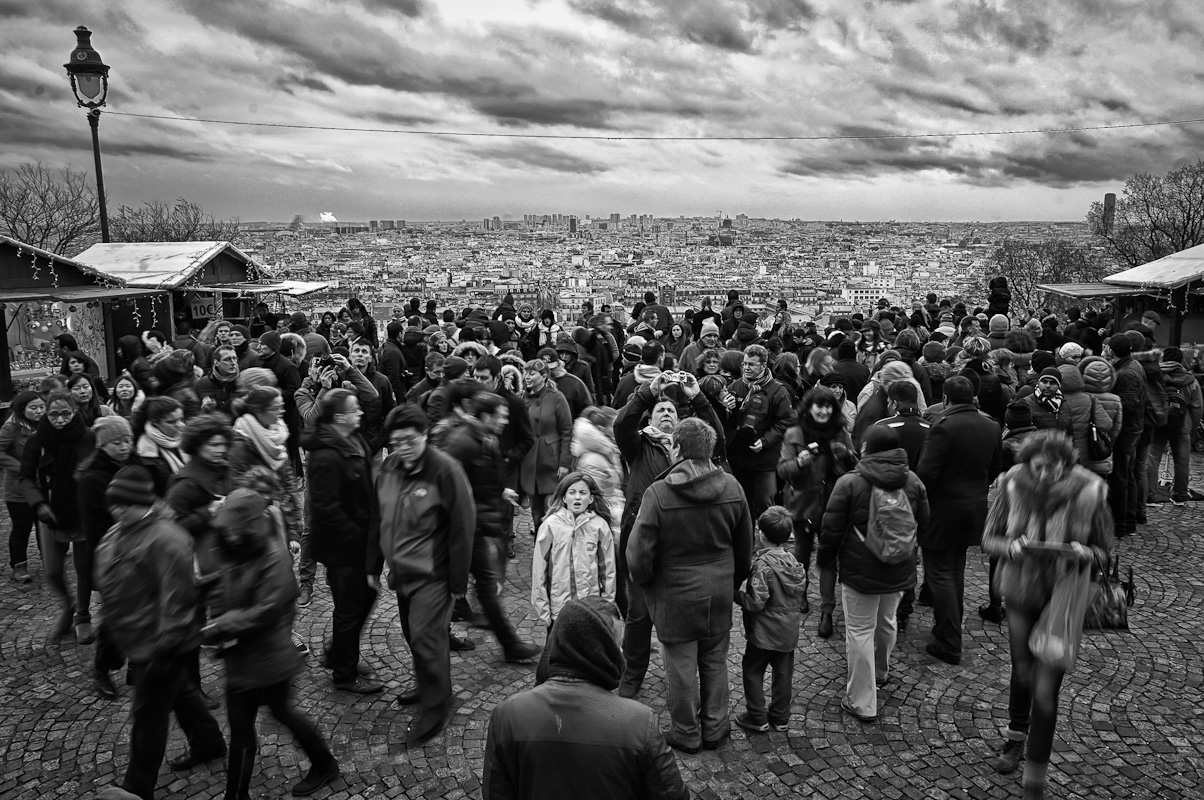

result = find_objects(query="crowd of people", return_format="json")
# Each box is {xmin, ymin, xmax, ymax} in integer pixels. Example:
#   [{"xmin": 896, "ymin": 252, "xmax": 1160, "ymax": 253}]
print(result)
[{"xmin": 0, "ymin": 281, "xmax": 1184, "ymax": 800}]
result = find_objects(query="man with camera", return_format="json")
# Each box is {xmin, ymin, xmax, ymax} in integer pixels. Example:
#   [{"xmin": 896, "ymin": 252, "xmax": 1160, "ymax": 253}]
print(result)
[{"xmin": 724, "ymin": 344, "xmax": 795, "ymax": 519}]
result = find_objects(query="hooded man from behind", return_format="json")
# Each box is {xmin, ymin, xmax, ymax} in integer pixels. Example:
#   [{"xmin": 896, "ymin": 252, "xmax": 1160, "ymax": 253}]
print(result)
[{"xmin": 483, "ymin": 597, "xmax": 688, "ymax": 800}]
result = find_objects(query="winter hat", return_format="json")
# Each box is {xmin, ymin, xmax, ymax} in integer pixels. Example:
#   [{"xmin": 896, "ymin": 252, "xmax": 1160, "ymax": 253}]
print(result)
[
  {"xmin": 819, "ymin": 372, "xmax": 848, "ymax": 389},
  {"xmin": 92, "ymin": 415, "xmax": 132, "ymax": 446},
  {"xmin": 699, "ymin": 319, "xmax": 720, "ymax": 338},
  {"xmin": 236, "ymin": 367, "xmax": 277, "ymax": 392},
  {"xmin": 1124, "ymin": 329, "xmax": 1147, "ymax": 352},
  {"xmin": 231, "ymin": 324, "xmax": 251, "ymax": 340},
  {"xmin": 423, "ymin": 324, "xmax": 441, "ymax": 337},
  {"xmin": 879, "ymin": 319, "xmax": 896, "ymax": 338},
  {"xmin": 443, "ymin": 356, "xmax": 469, "ymax": 381},
  {"xmin": 922, "ymin": 341, "xmax": 946, "ymax": 362},
  {"xmin": 153, "ymin": 354, "xmax": 191, "ymax": 388},
  {"xmin": 547, "ymin": 597, "xmax": 624, "ymax": 690},
  {"xmin": 1057, "ymin": 342, "xmax": 1084, "ymax": 362},
  {"xmin": 258, "ymin": 331, "xmax": 282, "ymax": 353},
  {"xmin": 213, "ymin": 487, "xmax": 269, "ymax": 535},
  {"xmin": 936, "ymin": 323, "xmax": 957, "ymax": 338},
  {"xmin": 288, "ymin": 312, "xmax": 310, "ymax": 332},
  {"xmin": 836, "ymin": 339, "xmax": 857, "ymax": 359},
  {"xmin": 1004, "ymin": 401, "xmax": 1033, "ymax": 430},
  {"xmin": 1030, "ymin": 351, "xmax": 1056, "ymax": 373},
  {"xmin": 989, "ymin": 314, "xmax": 1010, "ymax": 334},
  {"xmin": 1107, "ymin": 333, "xmax": 1132, "ymax": 358},
  {"xmin": 734, "ymin": 325, "xmax": 759, "ymax": 345},
  {"xmin": 1038, "ymin": 366, "xmax": 1062, "ymax": 386},
  {"xmin": 104, "ymin": 466, "xmax": 156, "ymax": 510}
]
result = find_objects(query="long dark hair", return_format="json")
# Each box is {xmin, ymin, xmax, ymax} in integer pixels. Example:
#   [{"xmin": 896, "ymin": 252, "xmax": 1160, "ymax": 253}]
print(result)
[
  {"xmin": 547, "ymin": 471, "xmax": 612, "ymax": 526},
  {"xmin": 67, "ymin": 373, "xmax": 104, "ymax": 425},
  {"xmin": 796, "ymin": 386, "xmax": 847, "ymax": 440}
]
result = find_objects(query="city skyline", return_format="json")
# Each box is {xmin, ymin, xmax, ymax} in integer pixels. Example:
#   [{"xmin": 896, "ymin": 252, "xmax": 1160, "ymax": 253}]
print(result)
[{"xmin": 2, "ymin": 0, "xmax": 1202, "ymax": 223}]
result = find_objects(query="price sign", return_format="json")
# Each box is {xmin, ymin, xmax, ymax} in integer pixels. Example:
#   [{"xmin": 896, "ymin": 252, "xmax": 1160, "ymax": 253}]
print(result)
[{"xmin": 189, "ymin": 295, "xmax": 220, "ymax": 319}]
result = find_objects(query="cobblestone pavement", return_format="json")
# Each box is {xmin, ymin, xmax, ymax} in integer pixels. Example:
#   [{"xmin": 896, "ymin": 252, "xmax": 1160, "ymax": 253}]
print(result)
[{"xmin": 2, "ymin": 476, "xmax": 1202, "ymax": 800}]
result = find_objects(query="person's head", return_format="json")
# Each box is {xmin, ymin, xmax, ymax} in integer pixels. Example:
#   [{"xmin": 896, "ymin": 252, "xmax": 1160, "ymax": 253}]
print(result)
[
  {"xmin": 141, "ymin": 396, "xmax": 185, "ymax": 439},
  {"xmin": 65, "ymin": 351, "xmax": 88, "ymax": 375},
  {"xmin": 757, "ymin": 505, "xmax": 793, "ymax": 547},
  {"xmin": 11, "ymin": 390, "xmax": 44, "ymax": 426},
  {"xmin": 673, "ymin": 416, "xmax": 715, "ymax": 461},
  {"xmin": 213, "ymin": 344, "xmax": 239, "ymax": 373},
  {"xmin": 804, "ymin": 347, "xmax": 832, "ymax": 377},
  {"xmin": 741, "ymin": 344, "xmax": 768, "ymax": 380},
  {"xmin": 338, "ymin": 307, "xmax": 352, "ymax": 324},
  {"xmin": 37, "ymin": 376, "xmax": 64, "ymax": 395},
  {"xmin": 241, "ymin": 385, "xmax": 284, "ymax": 427},
  {"xmin": 860, "ymin": 422, "xmax": 902, "ymax": 456},
  {"xmin": 1164, "ymin": 347, "xmax": 1184, "ymax": 365},
  {"xmin": 699, "ymin": 349, "xmax": 722, "ymax": 376},
  {"xmin": 670, "ymin": 322, "xmax": 685, "ymax": 340},
  {"xmin": 732, "ymin": 305, "xmax": 744, "ymax": 320},
  {"xmin": 349, "ymin": 340, "xmax": 375, "ymax": 372},
  {"xmin": 280, "ymin": 332, "xmax": 307, "ymax": 366},
  {"xmin": 67, "ymin": 373, "xmax": 95, "ymax": 406},
  {"xmin": 886, "ymin": 379, "xmax": 919, "ymax": 413},
  {"xmin": 111, "ymin": 375, "xmax": 140, "ymax": 404},
  {"xmin": 522, "ymin": 358, "xmax": 550, "ymax": 393},
  {"xmin": 943, "ymin": 375, "xmax": 975, "ymax": 406},
  {"xmin": 472, "ymin": 390, "xmax": 509, "ymax": 434},
  {"xmin": 93, "ymin": 415, "xmax": 133, "ymax": 463},
  {"xmin": 211, "ymin": 319, "xmax": 231, "ymax": 344},
  {"xmin": 55, "ymin": 333, "xmax": 79, "ymax": 356},
  {"xmin": 43, "ymin": 391, "xmax": 78, "ymax": 430},
  {"xmin": 538, "ymin": 347, "xmax": 566, "ymax": 378},
  {"xmin": 799, "ymin": 386, "xmax": 840, "ymax": 427},
  {"xmin": 181, "ymin": 413, "xmax": 233, "ymax": 464},
  {"xmin": 473, "ymin": 354, "xmax": 502, "ymax": 389},
  {"xmin": 1019, "ymin": 429, "xmax": 1077, "ymax": 484},
  {"xmin": 104, "ymin": 466, "xmax": 157, "ymax": 526},
  {"xmin": 550, "ymin": 470, "xmax": 611, "ymax": 521},
  {"xmin": 347, "ymin": 297, "xmax": 367, "ymax": 319},
  {"xmin": 422, "ymin": 351, "xmax": 445, "ymax": 382},
  {"xmin": 319, "ymin": 388, "xmax": 362, "ymax": 434},
  {"xmin": 228, "ymin": 325, "xmax": 249, "ymax": 348},
  {"xmin": 175, "ymin": 319, "xmax": 194, "ymax": 337},
  {"xmin": 1036, "ymin": 367, "xmax": 1062, "ymax": 399},
  {"xmin": 320, "ymin": 311, "xmax": 337, "ymax": 328},
  {"xmin": 144, "ymin": 330, "xmax": 167, "ymax": 354},
  {"xmin": 1142, "ymin": 310, "xmax": 1161, "ymax": 331},
  {"xmin": 383, "ymin": 404, "xmax": 428, "ymax": 469},
  {"xmin": 699, "ymin": 321, "xmax": 720, "ymax": 349}
]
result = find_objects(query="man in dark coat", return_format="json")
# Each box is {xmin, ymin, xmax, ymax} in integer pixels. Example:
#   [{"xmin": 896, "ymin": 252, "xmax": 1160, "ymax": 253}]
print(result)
[
  {"xmin": 349, "ymin": 340, "xmax": 396, "ymax": 454},
  {"xmin": 1107, "ymin": 334, "xmax": 1146, "ymax": 536},
  {"xmin": 301, "ymin": 389, "xmax": 383, "ymax": 694},
  {"xmin": 483, "ymin": 597, "xmax": 688, "ymax": 800},
  {"xmin": 378, "ymin": 321, "xmax": 410, "ymax": 400},
  {"xmin": 627, "ymin": 417, "xmax": 753, "ymax": 754},
  {"xmin": 473, "ymin": 355, "xmax": 534, "ymax": 553},
  {"xmin": 915, "ymin": 377, "xmax": 1002, "ymax": 665},
  {"xmin": 831, "ymin": 339, "xmax": 870, "ymax": 399},
  {"xmin": 725, "ymin": 344, "xmax": 795, "ymax": 520}
]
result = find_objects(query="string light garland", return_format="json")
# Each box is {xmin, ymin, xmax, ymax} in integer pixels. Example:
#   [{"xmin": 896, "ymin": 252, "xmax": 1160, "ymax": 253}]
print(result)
[{"xmin": 106, "ymin": 110, "xmax": 1204, "ymax": 142}]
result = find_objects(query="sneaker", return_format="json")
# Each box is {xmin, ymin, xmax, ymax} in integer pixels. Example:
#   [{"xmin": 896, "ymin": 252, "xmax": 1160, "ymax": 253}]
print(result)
[
  {"xmin": 11, "ymin": 563, "xmax": 31, "ymax": 584},
  {"xmin": 992, "ymin": 736, "xmax": 1026, "ymax": 774},
  {"xmin": 449, "ymin": 632, "xmax": 476, "ymax": 651},
  {"xmin": 1172, "ymin": 494, "xmax": 1191, "ymax": 505},
  {"xmin": 334, "ymin": 675, "xmax": 384, "ymax": 694},
  {"xmin": 769, "ymin": 719, "xmax": 790, "ymax": 732},
  {"xmin": 978, "ymin": 604, "xmax": 1005, "ymax": 624},
  {"xmin": 297, "ymin": 584, "xmax": 312, "ymax": 607},
  {"xmin": 735, "ymin": 712, "xmax": 769, "ymax": 733},
  {"xmin": 840, "ymin": 697, "xmax": 877, "ymax": 724},
  {"xmin": 292, "ymin": 760, "xmax": 340, "ymax": 796},
  {"xmin": 291, "ymin": 631, "xmax": 310, "ymax": 656}
]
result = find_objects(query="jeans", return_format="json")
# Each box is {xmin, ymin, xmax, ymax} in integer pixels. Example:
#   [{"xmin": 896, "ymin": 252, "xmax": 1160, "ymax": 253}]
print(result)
[
  {"xmin": 733, "ymin": 469, "xmax": 776, "ymax": 520},
  {"xmin": 472, "ymin": 536, "xmax": 520, "ymax": 652},
  {"xmin": 1148, "ymin": 426, "xmax": 1192, "ymax": 498},
  {"xmin": 841, "ymin": 587, "xmax": 901, "ymax": 718},
  {"xmin": 1005, "ymin": 603, "xmax": 1067, "ymax": 770},
  {"xmin": 1108, "ymin": 430, "xmax": 1139, "ymax": 530},
  {"xmin": 6, "ymin": 502, "xmax": 37, "ymax": 568},
  {"xmin": 324, "ymin": 563, "xmax": 377, "ymax": 683},
  {"xmin": 923, "ymin": 546, "xmax": 967, "ymax": 655},
  {"xmin": 122, "ymin": 649, "xmax": 225, "ymax": 800},
  {"xmin": 742, "ymin": 645, "xmax": 794, "ymax": 726},
  {"xmin": 1132, "ymin": 428, "xmax": 1151, "ymax": 519},
  {"xmin": 40, "ymin": 524, "xmax": 93, "ymax": 624},
  {"xmin": 620, "ymin": 578, "xmax": 653, "ymax": 694},
  {"xmin": 662, "ymin": 631, "xmax": 731, "ymax": 748},
  {"xmin": 226, "ymin": 679, "xmax": 332, "ymax": 762},
  {"xmin": 396, "ymin": 578, "xmax": 454, "ymax": 712}
]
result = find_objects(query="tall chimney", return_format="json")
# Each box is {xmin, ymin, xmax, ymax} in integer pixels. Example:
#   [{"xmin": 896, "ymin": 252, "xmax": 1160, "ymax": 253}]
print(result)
[{"xmin": 1102, "ymin": 192, "xmax": 1116, "ymax": 234}]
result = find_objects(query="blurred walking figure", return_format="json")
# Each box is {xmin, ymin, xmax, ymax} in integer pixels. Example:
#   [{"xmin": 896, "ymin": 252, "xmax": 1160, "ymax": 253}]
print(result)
[{"xmin": 0, "ymin": 391, "xmax": 45, "ymax": 585}]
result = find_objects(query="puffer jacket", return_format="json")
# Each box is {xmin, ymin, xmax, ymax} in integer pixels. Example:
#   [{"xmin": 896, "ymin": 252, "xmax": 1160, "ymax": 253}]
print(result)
[
  {"xmin": 531, "ymin": 507, "xmax": 616, "ymax": 625},
  {"xmin": 571, "ymin": 417, "xmax": 625, "ymax": 528},
  {"xmin": 818, "ymin": 447, "xmax": 929, "ymax": 594},
  {"xmin": 1080, "ymin": 356, "xmax": 1123, "ymax": 474},
  {"xmin": 94, "ymin": 503, "xmax": 201, "ymax": 663},
  {"xmin": 205, "ymin": 525, "xmax": 302, "ymax": 692},
  {"xmin": 0, "ymin": 415, "xmax": 36, "ymax": 503},
  {"xmin": 374, "ymin": 446, "xmax": 475, "ymax": 594},
  {"xmin": 738, "ymin": 547, "xmax": 806, "ymax": 651},
  {"xmin": 1057, "ymin": 365, "xmax": 1114, "ymax": 468}
]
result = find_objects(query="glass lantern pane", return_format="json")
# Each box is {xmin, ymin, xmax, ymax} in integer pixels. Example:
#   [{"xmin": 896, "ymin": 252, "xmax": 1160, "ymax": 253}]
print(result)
[{"xmin": 77, "ymin": 74, "xmax": 102, "ymax": 100}]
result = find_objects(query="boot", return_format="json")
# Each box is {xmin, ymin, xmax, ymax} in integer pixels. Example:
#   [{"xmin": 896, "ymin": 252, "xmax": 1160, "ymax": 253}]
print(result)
[
  {"xmin": 992, "ymin": 732, "xmax": 1025, "ymax": 774},
  {"xmin": 292, "ymin": 752, "xmax": 339, "ymax": 797},
  {"xmin": 817, "ymin": 611, "xmax": 834, "ymax": 639},
  {"xmin": 224, "ymin": 748, "xmax": 256, "ymax": 800}
]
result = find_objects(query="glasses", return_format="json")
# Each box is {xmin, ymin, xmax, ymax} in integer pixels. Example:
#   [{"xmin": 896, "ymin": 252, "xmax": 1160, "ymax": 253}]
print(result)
[
  {"xmin": 47, "ymin": 410, "xmax": 74, "ymax": 420},
  {"xmin": 388, "ymin": 434, "xmax": 423, "ymax": 450}
]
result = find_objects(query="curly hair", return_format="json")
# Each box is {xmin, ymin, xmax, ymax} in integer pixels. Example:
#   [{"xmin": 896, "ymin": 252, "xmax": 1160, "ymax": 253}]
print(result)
[{"xmin": 180, "ymin": 412, "xmax": 234, "ymax": 456}]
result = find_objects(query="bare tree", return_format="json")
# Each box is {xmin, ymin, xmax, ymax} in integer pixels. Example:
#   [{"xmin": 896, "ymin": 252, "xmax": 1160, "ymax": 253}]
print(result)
[
  {"xmin": 988, "ymin": 239, "xmax": 1114, "ymax": 311},
  {"xmin": 0, "ymin": 162, "xmax": 100, "ymax": 255},
  {"xmin": 1087, "ymin": 160, "xmax": 1204, "ymax": 267},
  {"xmin": 111, "ymin": 197, "xmax": 240, "ymax": 243}
]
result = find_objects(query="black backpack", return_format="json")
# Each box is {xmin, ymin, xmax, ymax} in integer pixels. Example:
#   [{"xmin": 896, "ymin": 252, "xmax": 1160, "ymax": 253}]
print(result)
[{"xmin": 1162, "ymin": 383, "xmax": 1188, "ymax": 432}]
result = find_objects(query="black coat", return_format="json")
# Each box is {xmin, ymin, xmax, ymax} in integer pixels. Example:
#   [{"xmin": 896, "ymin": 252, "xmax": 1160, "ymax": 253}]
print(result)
[
  {"xmin": 915, "ymin": 404, "xmax": 1002, "ymax": 549},
  {"xmin": 302, "ymin": 423, "xmax": 379, "ymax": 568}
]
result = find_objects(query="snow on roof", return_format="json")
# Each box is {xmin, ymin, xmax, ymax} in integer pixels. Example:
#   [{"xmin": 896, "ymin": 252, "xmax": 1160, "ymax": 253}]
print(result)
[
  {"xmin": 1104, "ymin": 241, "xmax": 1204, "ymax": 289},
  {"xmin": 0, "ymin": 234, "xmax": 125, "ymax": 285},
  {"xmin": 71, "ymin": 241, "xmax": 270, "ymax": 289}
]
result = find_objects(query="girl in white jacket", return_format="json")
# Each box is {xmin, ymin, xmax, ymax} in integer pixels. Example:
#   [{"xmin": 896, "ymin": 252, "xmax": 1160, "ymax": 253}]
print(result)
[{"xmin": 531, "ymin": 471, "xmax": 616, "ymax": 682}]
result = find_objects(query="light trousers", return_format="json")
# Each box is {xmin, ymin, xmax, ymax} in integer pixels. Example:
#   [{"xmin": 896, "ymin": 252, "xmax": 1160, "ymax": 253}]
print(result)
[{"xmin": 841, "ymin": 585, "xmax": 901, "ymax": 719}]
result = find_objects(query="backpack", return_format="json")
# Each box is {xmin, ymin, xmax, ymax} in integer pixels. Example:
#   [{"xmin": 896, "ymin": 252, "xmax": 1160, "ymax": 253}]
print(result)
[
  {"xmin": 1162, "ymin": 383, "xmax": 1188, "ymax": 432},
  {"xmin": 1145, "ymin": 378, "xmax": 1169, "ymax": 428},
  {"xmin": 855, "ymin": 484, "xmax": 918, "ymax": 564}
]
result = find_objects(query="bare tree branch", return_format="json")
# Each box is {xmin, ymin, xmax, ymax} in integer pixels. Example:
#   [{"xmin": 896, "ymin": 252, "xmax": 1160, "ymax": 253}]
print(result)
[
  {"xmin": 989, "ymin": 239, "xmax": 1115, "ymax": 311},
  {"xmin": 0, "ymin": 162, "xmax": 100, "ymax": 255},
  {"xmin": 1088, "ymin": 160, "xmax": 1204, "ymax": 267},
  {"xmin": 111, "ymin": 197, "xmax": 240, "ymax": 243}
]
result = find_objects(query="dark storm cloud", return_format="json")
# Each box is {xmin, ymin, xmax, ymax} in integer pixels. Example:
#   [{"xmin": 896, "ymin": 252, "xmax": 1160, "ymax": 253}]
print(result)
[
  {"xmin": 273, "ymin": 74, "xmax": 335, "ymax": 95},
  {"xmin": 364, "ymin": 111, "xmax": 438, "ymax": 127},
  {"xmin": 360, "ymin": 0, "xmax": 424, "ymax": 18},
  {"xmin": 0, "ymin": 0, "xmax": 144, "ymax": 34},
  {"xmin": 476, "ymin": 143, "xmax": 610, "ymax": 175},
  {"xmin": 951, "ymin": 2, "xmax": 1054, "ymax": 55},
  {"xmin": 569, "ymin": 0, "xmax": 813, "ymax": 52}
]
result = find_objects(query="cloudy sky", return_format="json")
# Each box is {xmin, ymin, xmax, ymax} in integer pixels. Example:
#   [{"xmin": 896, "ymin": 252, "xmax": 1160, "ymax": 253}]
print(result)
[{"xmin": 2, "ymin": 0, "xmax": 1202, "ymax": 223}]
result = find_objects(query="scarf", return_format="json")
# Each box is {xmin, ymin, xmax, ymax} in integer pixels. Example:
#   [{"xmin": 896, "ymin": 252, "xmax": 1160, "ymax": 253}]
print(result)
[
  {"xmin": 632, "ymin": 364, "xmax": 662, "ymax": 385},
  {"xmin": 212, "ymin": 359, "xmax": 239, "ymax": 383},
  {"xmin": 141, "ymin": 424, "xmax": 187, "ymax": 474},
  {"xmin": 234, "ymin": 414, "xmax": 289, "ymax": 471},
  {"xmin": 1037, "ymin": 390, "xmax": 1063, "ymax": 416},
  {"xmin": 35, "ymin": 414, "xmax": 89, "ymax": 528}
]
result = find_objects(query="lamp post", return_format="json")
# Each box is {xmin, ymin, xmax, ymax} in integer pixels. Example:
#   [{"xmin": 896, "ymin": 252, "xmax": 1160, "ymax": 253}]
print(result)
[{"xmin": 64, "ymin": 26, "xmax": 111, "ymax": 243}]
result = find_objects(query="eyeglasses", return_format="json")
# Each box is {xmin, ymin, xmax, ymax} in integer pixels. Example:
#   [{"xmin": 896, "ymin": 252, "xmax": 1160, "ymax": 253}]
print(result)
[{"xmin": 46, "ymin": 410, "xmax": 74, "ymax": 420}]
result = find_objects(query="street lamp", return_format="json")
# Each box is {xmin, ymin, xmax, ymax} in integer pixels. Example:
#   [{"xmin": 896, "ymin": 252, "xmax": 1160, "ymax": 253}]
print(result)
[{"xmin": 64, "ymin": 25, "xmax": 111, "ymax": 243}]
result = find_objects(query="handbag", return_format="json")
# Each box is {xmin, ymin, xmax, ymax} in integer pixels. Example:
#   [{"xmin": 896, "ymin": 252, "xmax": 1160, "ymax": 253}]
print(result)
[
  {"xmin": 1084, "ymin": 554, "xmax": 1135, "ymax": 630},
  {"xmin": 1029, "ymin": 563, "xmax": 1093, "ymax": 673},
  {"xmin": 1086, "ymin": 395, "xmax": 1114, "ymax": 460}
]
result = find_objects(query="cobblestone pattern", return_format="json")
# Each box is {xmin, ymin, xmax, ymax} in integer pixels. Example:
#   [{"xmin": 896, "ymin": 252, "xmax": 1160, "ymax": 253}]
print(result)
[{"xmin": 1, "ymin": 489, "xmax": 1202, "ymax": 799}]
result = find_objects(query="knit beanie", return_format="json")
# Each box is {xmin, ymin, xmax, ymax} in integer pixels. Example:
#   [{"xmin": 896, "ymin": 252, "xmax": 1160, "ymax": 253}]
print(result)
[
  {"xmin": 443, "ymin": 356, "xmax": 469, "ymax": 381},
  {"xmin": 836, "ymin": 339, "xmax": 857, "ymax": 359},
  {"xmin": 92, "ymin": 415, "xmax": 132, "ymax": 446},
  {"xmin": 231, "ymin": 324, "xmax": 251, "ymax": 340},
  {"xmin": 1038, "ymin": 366, "xmax": 1062, "ymax": 386},
  {"xmin": 734, "ymin": 325, "xmax": 759, "ymax": 345},
  {"xmin": 259, "ymin": 331, "xmax": 282, "ymax": 353},
  {"xmin": 1030, "ymin": 351, "xmax": 1056, "ymax": 373},
  {"xmin": 547, "ymin": 597, "xmax": 624, "ymax": 690},
  {"xmin": 989, "ymin": 314, "xmax": 1009, "ymax": 334},
  {"xmin": 1107, "ymin": 334, "xmax": 1132, "ymax": 358},
  {"xmin": 1004, "ymin": 401, "xmax": 1033, "ymax": 430},
  {"xmin": 104, "ymin": 466, "xmax": 156, "ymax": 510},
  {"xmin": 699, "ymin": 319, "xmax": 720, "ymax": 338}
]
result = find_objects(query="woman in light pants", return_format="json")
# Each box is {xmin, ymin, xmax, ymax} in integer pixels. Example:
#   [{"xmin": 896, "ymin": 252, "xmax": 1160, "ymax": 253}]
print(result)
[{"xmin": 818, "ymin": 425, "xmax": 929, "ymax": 722}]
